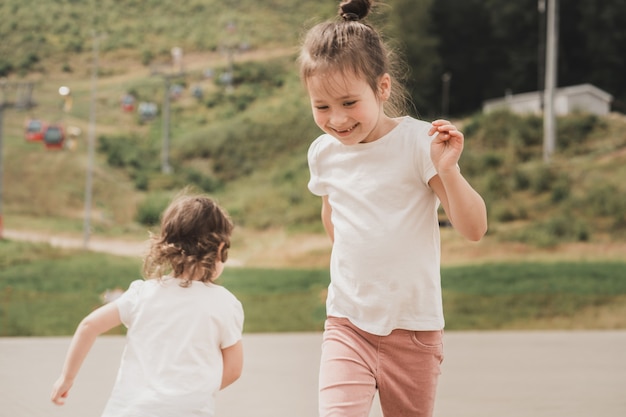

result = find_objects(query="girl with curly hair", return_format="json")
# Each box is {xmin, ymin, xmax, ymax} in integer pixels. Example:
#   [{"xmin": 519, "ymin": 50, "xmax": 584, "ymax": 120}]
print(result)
[{"xmin": 51, "ymin": 192, "xmax": 243, "ymax": 417}]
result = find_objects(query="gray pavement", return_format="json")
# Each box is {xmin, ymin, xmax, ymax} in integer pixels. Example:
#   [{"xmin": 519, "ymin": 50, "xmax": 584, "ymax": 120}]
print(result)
[{"xmin": 1, "ymin": 331, "xmax": 625, "ymax": 417}]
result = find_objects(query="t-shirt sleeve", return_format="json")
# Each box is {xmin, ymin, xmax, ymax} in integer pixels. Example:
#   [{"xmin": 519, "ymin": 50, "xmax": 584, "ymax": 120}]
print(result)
[
  {"xmin": 115, "ymin": 279, "xmax": 144, "ymax": 328},
  {"xmin": 416, "ymin": 124, "xmax": 438, "ymax": 185},
  {"xmin": 419, "ymin": 121, "xmax": 461, "ymax": 185},
  {"xmin": 307, "ymin": 137, "xmax": 327, "ymax": 196},
  {"xmin": 220, "ymin": 295, "xmax": 244, "ymax": 349}
]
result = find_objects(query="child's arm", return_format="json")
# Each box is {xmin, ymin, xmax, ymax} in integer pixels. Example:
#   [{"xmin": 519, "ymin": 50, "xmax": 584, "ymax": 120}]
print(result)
[
  {"xmin": 220, "ymin": 340, "xmax": 243, "ymax": 389},
  {"xmin": 428, "ymin": 120, "xmax": 488, "ymax": 241},
  {"xmin": 50, "ymin": 302, "xmax": 122, "ymax": 405}
]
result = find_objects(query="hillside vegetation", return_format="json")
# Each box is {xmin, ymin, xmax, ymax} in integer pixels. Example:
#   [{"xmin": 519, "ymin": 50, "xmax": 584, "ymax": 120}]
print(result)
[
  {"xmin": 1, "ymin": 1, "xmax": 626, "ymax": 266},
  {"xmin": 0, "ymin": 0, "xmax": 334, "ymax": 76},
  {"xmin": 4, "ymin": 0, "xmax": 626, "ymax": 116},
  {"xmin": 2, "ymin": 1, "xmax": 626, "ymax": 336}
]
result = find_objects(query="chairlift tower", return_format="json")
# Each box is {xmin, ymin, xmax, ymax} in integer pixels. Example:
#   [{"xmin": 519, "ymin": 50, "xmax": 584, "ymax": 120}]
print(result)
[
  {"xmin": 83, "ymin": 31, "xmax": 104, "ymax": 249},
  {"xmin": 151, "ymin": 58, "xmax": 186, "ymax": 175},
  {"xmin": 0, "ymin": 80, "xmax": 36, "ymax": 239}
]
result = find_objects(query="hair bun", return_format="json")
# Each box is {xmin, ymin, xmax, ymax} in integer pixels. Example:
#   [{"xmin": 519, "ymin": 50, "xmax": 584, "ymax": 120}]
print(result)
[{"xmin": 339, "ymin": 0, "xmax": 371, "ymax": 22}]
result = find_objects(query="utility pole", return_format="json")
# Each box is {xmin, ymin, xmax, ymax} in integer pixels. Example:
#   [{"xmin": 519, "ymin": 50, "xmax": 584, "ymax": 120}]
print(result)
[
  {"xmin": 543, "ymin": 0, "xmax": 558, "ymax": 164},
  {"xmin": 0, "ymin": 80, "xmax": 36, "ymax": 240},
  {"xmin": 152, "ymin": 65, "xmax": 185, "ymax": 175},
  {"xmin": 161, "ymin": 75, "xmax": 172, "ymax": 174},
  {"xmin": 538, "ymin": 0, "xmax": 546, "ymax": 110},
  {"xmin": 83, "ymin": 31, "xmax": 101, "ymax": 248},
  {"xmin": 0, "ymin": 102, "xmax": 4, "ymax": 240},
  {"xmin": 224, "ymin": 21, "xmax": 237, "ymax": 94}
]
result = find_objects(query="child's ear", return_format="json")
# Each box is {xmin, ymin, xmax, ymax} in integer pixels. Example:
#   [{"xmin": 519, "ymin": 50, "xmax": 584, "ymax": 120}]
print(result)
[
  {"xmin": 378, "ymin": 73, "xmax": 392, "ymax": 101},
  {"xmin": 217, "ymin": 242, "xmax": 226, "ymax": 262}
]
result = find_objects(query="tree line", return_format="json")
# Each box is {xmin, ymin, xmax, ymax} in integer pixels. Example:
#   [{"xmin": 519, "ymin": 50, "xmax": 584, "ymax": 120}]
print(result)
[
  {"xmin": 387, "ymin": 0, "xmax": 626, "ymax": 117},
  {"xmin": 1, "ymin": 0, "xmax": 624, "ymax": 118}
]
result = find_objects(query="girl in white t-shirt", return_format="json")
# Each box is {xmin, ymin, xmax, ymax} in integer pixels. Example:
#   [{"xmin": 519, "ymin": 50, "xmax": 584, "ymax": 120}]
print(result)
[
  {"xmin": 298, "ymin": 1, "xmax": 488, "ymax": 416},
  {"xmin": 51, "ymin": 192, "xmax": 244, "ymax": 417}
]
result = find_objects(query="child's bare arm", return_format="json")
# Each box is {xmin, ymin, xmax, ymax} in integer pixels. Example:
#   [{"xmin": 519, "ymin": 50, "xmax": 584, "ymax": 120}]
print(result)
[
  {"xmin": 51, "ymin": 302, "xmax": 122, "ymax": 405},
  {"xmin": 429, "ymin": 120, "xmax": 487, "ymax": 241},
  {"xmin": 220, "ymin": 340, "xmax": 243, "ymax": 389},
  {"xmin": 430, "ymin": 174, "xmax": 487, "ymax": 241}
]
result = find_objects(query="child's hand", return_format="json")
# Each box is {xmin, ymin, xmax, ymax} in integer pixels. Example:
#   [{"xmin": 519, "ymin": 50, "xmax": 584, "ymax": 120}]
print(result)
[
  {"xmin": 50, "ymin": 376, "xmax": 73, "ymax": 405},
  {"xmin": 428, "ymin": 119, "xmax": 464, "ymax": 174}
]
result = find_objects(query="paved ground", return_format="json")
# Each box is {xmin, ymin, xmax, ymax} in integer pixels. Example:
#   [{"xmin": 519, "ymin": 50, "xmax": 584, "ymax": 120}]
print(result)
[{"xmin": 1, "ymin": 331, "xmax": 625, "ymax": 417}]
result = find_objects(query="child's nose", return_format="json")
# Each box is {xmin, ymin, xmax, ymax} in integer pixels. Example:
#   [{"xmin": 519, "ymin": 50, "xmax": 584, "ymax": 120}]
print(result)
[{"xmin": 330, "ymin": 109, "xmax": 348, "ymax": 125}]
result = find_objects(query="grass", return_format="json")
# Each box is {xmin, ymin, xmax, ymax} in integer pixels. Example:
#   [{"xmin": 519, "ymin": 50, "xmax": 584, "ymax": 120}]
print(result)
[
  {"xmin": 442, "ymin": 262, "xmax": 626, "ymax": 330},
  {"xmin": 2, "ymin": 0, "xmax": 625, "ymax": 339},
  {"xmin": 2, "ymin": 240, "xmax": 625, "ymax": 336},
  {"xmin": 0, "ymin": 240, "xmax": 142, "ymax": 336},
  {"xmin": 0, "ymin": 0, "xmax": 336, "ymax": 76},
  {"xmin": 217, "ymin": 268, "xmax": 329, "ymax": 333}
]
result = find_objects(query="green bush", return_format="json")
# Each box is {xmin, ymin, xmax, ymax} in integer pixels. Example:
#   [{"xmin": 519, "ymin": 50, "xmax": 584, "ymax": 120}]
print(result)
[
  {"xmin": 491, "ymin": 202, "xmax": 527, "ymax": 223},
  {"xmin": 586, "ymin": 184, "xmax": 626, "ymax": 217},
  {"xmin": 508, "ymin": 214, "xmax": 590, "ymax": 247},
  {"xmin": 0, "ymin": 59, "xmax": 13, "ymax": 76},
  {"xmin": 135, "ymin": 193, "xmax": 171, "ymax": 226},
  {"xmin": 482, "ymin": 152, "xmax": 504, "ymax": 169},
  {"xmin": 231, "ymin": 58, "xmax": 288, "ymax": 88},
  {"xmin": 557, "ymin": 113, "xmax": 604, "ymax": 154},
  {"xmin": 463, "ymin": 111, "xmax": 543, "ymax": 152},
  {"xmin": 483, "ymin": 170, "xmax": 510, "ymax": 198},
  {"xmin": 141, "ymin": 49, "xmax": 154, "ymax": 66},
  {"xmin": 98, "ymin": 134, "xmax": 161, "ymax": 190},
  {"xmin": 512, "ymin": 168, "xmax": 531, "ymax": 191},
  {"xmin": 184, "ymin": 168, "xmax": 223, "ymax": 192},
  {"xmin": 529, "ymin": 165, "xmax": 556, "ymax": 194},
  {"xmin": 550, "ymin": 173, "xmax": 572, "ymax": 203}
]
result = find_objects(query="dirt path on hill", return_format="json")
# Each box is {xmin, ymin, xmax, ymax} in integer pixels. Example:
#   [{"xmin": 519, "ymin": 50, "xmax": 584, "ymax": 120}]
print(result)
[
  {"xmin": 2, "ymin": 227, "xmax": 321, "ymax": 268},
  {"xmin": 4, "ymin": 226, "xmax": 626, "ymax": 268},
  {"xmin": 3, "ymin": 228, "xmax": 149, "ymax": 258}
]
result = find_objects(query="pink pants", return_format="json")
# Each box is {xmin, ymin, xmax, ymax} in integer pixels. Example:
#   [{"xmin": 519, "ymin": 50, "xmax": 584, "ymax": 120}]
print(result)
[{"xmin": 319, "ymin": 317, "xmax": 444, "ymax": 417}]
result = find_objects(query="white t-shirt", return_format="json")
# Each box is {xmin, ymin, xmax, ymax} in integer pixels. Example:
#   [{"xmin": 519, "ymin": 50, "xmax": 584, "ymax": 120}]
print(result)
[
  {"xmin": 308, "ymin": 116, "xmax": 444, "ymax": 335},
  {"xmin": 102, "ymin": 277, "xmax": 244, "ymax": 417}
]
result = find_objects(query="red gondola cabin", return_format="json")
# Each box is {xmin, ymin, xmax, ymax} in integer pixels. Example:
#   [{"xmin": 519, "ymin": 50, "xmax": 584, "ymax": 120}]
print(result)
[
  {"xmin": 43, "ymin": 124, "xmax": 65, "ymax": 150},
  {"xmin": 121, "ymin": 94, "xmax": 135, "ymax": 112},
  {"xmin": 25, "ymin": 119, "xmax": 45, "ymax": 141}
]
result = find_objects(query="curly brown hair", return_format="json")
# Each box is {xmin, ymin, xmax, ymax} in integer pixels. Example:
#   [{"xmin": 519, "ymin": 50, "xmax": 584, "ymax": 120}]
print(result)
[{"xmin": 142, "ymin": 192, "xmax": 233, "ymax": 287}]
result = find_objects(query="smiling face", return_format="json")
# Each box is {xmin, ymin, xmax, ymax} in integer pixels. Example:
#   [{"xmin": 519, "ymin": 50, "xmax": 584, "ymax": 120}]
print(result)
[{"xmin": 307, "ymin": 70, "xmax": 395, "ymax": 145}]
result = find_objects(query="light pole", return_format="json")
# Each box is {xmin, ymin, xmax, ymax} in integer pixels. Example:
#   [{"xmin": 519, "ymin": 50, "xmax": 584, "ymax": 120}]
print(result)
[
  {"xmin": 83, "ymin": 31, "xmax": 101, "ymax": 248},
  {"xmin": 161, "ymin": 75, "xmax": 172, "ymax": 174},
  {"xmin": 543, "ymin": 0, "xmax": 558, "ymax": 164},
  {"xmin": 153, "ymin": 72, "xmax": 185, "ymax": 175},
  {"xmin": 152, "ymin": 50, "xmax": 185, "ymax": 175},
  {"xmin": 0, "ymin": 99, "xmax": 4, "ymax": 240},
  {"xmin": 538, "ymin": 0, "xmax": 546, "ymax": 111},
  {"xmin": 222, "ymin": 21, "xmax": 237, "ymax": 94}
]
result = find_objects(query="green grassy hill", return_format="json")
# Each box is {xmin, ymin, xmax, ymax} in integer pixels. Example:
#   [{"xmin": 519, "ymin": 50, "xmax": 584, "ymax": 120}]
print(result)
[
  {"xmin": 0, "ymin": 0, "xmax": 335, "ymax": 76},
  {"xmin": 1, "ymin": 1, "xmax": 626, "ymax": 336},
  {"xmin": 1, "ymin": 0, "xmax": 626, "ymax": 264}
]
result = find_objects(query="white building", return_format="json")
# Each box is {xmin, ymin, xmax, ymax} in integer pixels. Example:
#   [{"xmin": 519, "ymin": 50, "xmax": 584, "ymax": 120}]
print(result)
[{"xmin": 482, "ymin": 83, "xmax": 613, "ymax": 116}]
